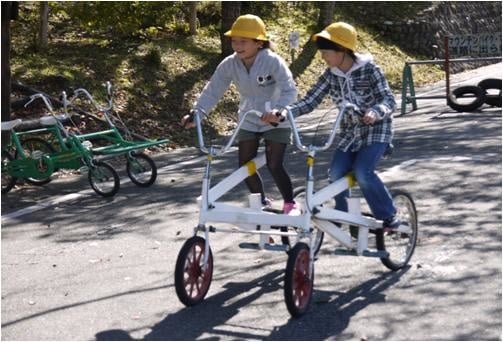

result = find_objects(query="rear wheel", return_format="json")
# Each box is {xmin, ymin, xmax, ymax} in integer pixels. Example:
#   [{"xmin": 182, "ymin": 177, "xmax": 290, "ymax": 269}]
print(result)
[
  {"xmin": 175, "ymin": 236, "xmax": 213, "ymax": 306},
  {"xmin": 284, "ymin": 242, "xmax": 313, "ymax": 318},
  {"xmin": 376, "ymin": 190, "xmax": 418, "ymax": 271},
  {"xmin": 2, "ymin": 150, "xmax": 17, "ymax": 194},
  {"xmin": 126, "ymin": 152, "xmax": 157, "ymax": 187},
  {"xmin": 88, "ymin": 160, "xmax": 120, "ymax": 197},
  {"xmin": 19, "ymin": 137, "xmax": 55, "ymax": 185}
]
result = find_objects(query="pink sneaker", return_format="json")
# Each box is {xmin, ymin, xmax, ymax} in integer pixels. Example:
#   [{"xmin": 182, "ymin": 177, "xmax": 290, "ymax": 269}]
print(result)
[{"xmin": 283, "ymin": 201, "xmax": 301, "ymax": 215}]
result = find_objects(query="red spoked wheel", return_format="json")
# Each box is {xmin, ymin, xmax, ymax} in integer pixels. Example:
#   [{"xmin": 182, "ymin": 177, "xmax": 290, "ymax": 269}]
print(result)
[
  {"xmin": 174, "ymin": 236, "xmax": 213, "ymax": 306},
  {"xmin": 284, "ymin": 242, "xmax": 313, "ymax": 317}
]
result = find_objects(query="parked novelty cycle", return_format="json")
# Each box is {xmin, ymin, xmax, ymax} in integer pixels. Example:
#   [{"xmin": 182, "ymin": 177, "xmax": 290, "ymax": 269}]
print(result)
[
  {"xmin": 62, "ymin": 82, "xmax": 168, "ymax": 188},
  {"xmin": 1, "ymin": 93, "xmax": 120, "ymax": 196},
  {"xmin": 174, "ymin": 103, "xmax": 418, "ymax": 317}
]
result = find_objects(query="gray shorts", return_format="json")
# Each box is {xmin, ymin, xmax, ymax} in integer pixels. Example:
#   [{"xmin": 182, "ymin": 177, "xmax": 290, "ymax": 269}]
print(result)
[{"xmin": 236, "ymin": 128, "xmax": 291, "ymax": 144}]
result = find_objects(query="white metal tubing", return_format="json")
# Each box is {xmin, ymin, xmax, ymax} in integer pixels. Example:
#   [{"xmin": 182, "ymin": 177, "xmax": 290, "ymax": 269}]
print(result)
[
  {"xmin": 249, "ymin": 193, "xmax": 268, "ymax": 249},
  {"xmin": 204, "ymin": 208, "xmax": 304, "ymax": 227},
  {"xmin": 314, "ymin": 206, "xmax": 381, "ymax": 229},
  {"xmin": 347, "ymin": 197, "xmax": 368, "ymax": 254},
  {"xmin": 310, "ymin": 176, "xmax": 351, "ymax": 207},
  {"xmin": 208, "ymin": 154, "xmax": 266, "ymax": 203},
  {"xmin": 312, "ymin": 219, "xmax": 353, "ymax": 249}
]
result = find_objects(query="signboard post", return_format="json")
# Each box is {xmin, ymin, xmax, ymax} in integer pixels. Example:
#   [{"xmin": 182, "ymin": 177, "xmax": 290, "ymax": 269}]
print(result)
[{"xmin": 288, "ymin": 31, "xmax": 300, "ymax": 62}]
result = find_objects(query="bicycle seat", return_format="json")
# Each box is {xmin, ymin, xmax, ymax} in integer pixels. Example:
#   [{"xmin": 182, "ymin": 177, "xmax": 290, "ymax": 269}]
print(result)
[
  {"xmin": 40, "ymin": 116, "xmax": 58, "ymax": 126},
  {"xmin": 1, "ymin": 119, "xmax": 22, "ymax": 131},
  {"xmin": 40, "ymin": 114, "xmax": 69, "ymax": 126}
]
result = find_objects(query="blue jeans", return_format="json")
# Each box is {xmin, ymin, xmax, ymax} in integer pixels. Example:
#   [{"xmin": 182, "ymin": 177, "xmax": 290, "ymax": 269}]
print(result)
[{"xmin": 328, "ymin": 143, "xmax": 396, "ymax": 220}]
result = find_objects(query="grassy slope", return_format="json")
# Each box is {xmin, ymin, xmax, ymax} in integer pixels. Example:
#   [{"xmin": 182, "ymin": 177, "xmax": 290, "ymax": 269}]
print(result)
[{"xmin": 10, "ymin": 4, "xmax": 444, "ymax": 148}]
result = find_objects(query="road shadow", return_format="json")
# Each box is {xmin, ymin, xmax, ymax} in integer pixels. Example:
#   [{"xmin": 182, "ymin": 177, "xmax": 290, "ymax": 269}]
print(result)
[{"xmin": 94, "ymin": 267, "xmax": 409, "ymax": 340}]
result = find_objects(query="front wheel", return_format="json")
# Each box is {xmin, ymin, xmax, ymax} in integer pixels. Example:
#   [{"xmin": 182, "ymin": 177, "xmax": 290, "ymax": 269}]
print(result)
[
  {"xmin": 174, "ymin": 236, "xmax": 213, "ymax": 306},
  {"xmin": 376, "ymin": 190, "xmax": 418, "ymax": 271},
  {"xmin": 126, "ymin": 152, "xmax": 157, "ymax": 187},
  {"xmin": 284, "ymin": 242, "xmax": 313, "ymax": 318},
  {"xmin": 2, "ymin": 150, "xmax": 17, "ymax": 194},
  {"xmin": 88, "ymin": 160, "xmax": 120, "ymax": 197}
]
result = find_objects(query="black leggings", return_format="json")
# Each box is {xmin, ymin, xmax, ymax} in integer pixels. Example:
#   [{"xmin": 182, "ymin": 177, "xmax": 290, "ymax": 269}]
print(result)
[{"xmin": 238, "ymin": 138, "xmax": 294, "ymax": 204}]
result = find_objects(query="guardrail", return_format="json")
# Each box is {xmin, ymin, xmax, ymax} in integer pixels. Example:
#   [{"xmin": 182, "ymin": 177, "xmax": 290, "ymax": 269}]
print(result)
[
  {"xmin": 401, "ymin": 34, "xmax": 501, "ymax": 115},
  {"xmin": 401, "ymin": 56, "xmax": 501, "ymax": 115}
]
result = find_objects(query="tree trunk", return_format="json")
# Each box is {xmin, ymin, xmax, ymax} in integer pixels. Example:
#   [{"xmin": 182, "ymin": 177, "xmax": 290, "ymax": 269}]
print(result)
[
  {"xmin": 220, "ymin": 2, "xmax": 241, "ymax": 57},
  {"xmin": 188, "ymin": 2, "xmax": 198, "ymax": 35},
  {"xmin": 317, "ymin": 2, "xmax": 335, "ymax": 29},
  {"xmin": 38, "ymin": 1, "xmax": 49, "ymax": 50},
  {"xmin": 1, "ymin": 2, "xmax": 16, "ymax": 123}
]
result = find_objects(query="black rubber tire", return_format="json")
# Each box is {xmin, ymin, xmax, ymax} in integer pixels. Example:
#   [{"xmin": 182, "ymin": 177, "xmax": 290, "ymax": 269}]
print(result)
[
  {"xmin": 2, "ymin": 150, "xmax": 17, "ymax": 194},
  {"xmin": 284, "ymin": 242, "xmax": 313, "ymax": 318},
  {"xmin": 279, "ymin": 186, "xmax": 324, "ymax": 256},
  {"xmin": 19, "ymin": 137, "xmax": 55, "ymax": 185},
  {"xmin": 88, "ymin": 160, "xmax": 120, "ymax": 197},
  {"xmin": 376, "ymin": 190, "xmax": 418, "ymax": 271},
  {"xmin": 447, "ymin": 85, "xmax": 486, "ymax": 112},
  {"xmin": 126, "ymin": 152, "xmax": 157, "ymax": 187},
  {"xmin": 477, "ymin": 78, "xmax": 502, "ymax": 107},
  {"xmin": 174, "ymin": 236, "xmax": 213, "ymax": 306}
]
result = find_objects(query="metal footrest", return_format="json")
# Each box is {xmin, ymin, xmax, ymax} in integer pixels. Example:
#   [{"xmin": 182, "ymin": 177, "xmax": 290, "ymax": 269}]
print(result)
[
  {"xmin": 334, "ymin": 248, "xmax": 389, "ymax": 258},
  {"xmin": 239, "ymin": 242, "xmax": 288, "ymax": 252}
]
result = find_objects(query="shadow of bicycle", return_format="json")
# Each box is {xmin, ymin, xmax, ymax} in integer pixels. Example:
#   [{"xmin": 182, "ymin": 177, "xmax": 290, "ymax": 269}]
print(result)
[{"xmin": 95, "ymin": 266, "xmax": 410, "ymax": 340}]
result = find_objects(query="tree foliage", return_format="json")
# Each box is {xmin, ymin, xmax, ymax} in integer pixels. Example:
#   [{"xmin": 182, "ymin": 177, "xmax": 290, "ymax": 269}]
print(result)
[{"xmin": 53, "ymin": 2, "xmax": 190, "ymax": 37}]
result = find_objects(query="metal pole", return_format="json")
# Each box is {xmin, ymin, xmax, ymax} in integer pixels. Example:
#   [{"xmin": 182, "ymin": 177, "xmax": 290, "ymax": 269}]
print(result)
[{"xmin": 444, "ymin": 36, "xmax": 450, "ymax": 104}]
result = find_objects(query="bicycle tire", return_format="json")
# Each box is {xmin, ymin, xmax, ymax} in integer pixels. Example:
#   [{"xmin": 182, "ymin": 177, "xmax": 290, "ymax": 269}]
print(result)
[
  {"xmin": 376, "ymin": 190, "xmax": 418, "ymax": 271},
  {"xmin": 447, "ymin": 85, "xmax": 486, "ymax": 112},
  {"xmin": 19, "ymin": 137, "xmax": 55, "ymax": 185},
  {"xmin": 174, "ymin": 236, "xmax": 213, "ymax": 306},
  {"xmin": 88, "ymin": 160, "xmax": 120, "ymax": 197},
  {"xmin": 126, "ymin": 152, "xmax": 157, "ymax": 187},
  {"xmin": 2, "ymin": 150, "xmax": 17, "ymax": 194},
  {"xmin": 477, "ymin": 78, "xmax": 502, "ymax": 107},
  {"xmin": 284, "ymin": 242, "xmax": 313, "ymax": 318}
]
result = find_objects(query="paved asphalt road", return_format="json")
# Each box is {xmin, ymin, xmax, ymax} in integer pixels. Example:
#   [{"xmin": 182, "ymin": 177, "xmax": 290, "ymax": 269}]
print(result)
[{"xmin": 1, "ymin": 63, "xmax": 501, "ymax": 340}]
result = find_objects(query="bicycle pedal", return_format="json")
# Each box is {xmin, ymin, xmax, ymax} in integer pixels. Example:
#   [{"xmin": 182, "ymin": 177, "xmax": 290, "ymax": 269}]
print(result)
[
  {"xmin": 361, "ymin": 249, "xmax": 389, "ymax": 258},
  {"xmin": 334, "ymin": 248, "xmax": 357, "ymax": 256},
  {"xmin": 238, "ymin": 242, "xmax": 288, "ymax": 252}
]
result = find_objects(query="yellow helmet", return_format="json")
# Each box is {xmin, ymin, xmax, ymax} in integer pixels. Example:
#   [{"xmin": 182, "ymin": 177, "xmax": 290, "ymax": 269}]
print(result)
[
  {"xmin": 313, "ymin": 22, "xmax": 357, "ymax": 51},
  {"xmin": 224, "ymin": 14, "xmax": 268, "ymax": 41}
]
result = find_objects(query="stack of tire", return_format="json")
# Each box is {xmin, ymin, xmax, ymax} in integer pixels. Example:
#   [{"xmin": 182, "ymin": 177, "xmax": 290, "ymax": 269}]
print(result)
[{"xmin": 447, "ymin": 78, "xmax": 502, "ymax": 112}]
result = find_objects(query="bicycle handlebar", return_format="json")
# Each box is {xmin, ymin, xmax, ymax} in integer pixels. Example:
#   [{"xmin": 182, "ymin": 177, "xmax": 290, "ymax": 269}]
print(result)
[
  {"xmin": 194, "ymin": 102, "xmax": 359, "ymax": 156},
  {"xmin": 194, "ymin": 109, "xmax": 263, "ymax": 155},
  {"xmin": 68, "ymin": 85, "xmax": 113, "ymax": 112},
  {"xmin": 289, "ymin": 102, "xmax": 358, "ymax": 152},
  {"xmin": 24, "ymin": 93, "xmax": 54, "ymax": 112}
]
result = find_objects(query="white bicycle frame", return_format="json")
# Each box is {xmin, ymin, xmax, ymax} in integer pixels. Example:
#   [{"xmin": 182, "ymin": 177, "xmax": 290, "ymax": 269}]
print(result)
[{"xmin": 192, "ymin": 104, "xmax": 413, "ymax": 267}]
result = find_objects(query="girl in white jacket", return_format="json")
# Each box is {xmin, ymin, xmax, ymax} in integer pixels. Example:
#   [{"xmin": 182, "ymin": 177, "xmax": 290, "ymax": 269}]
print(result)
[{"xmin": 182, "ymin": 14, "xmax": 299, "ymax": 214}]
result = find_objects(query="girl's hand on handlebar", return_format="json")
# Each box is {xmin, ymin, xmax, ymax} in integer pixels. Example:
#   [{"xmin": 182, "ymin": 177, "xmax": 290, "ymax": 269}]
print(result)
[
  {"xmin": 181, "ymin": 113, "xmax": 196, "ymax": 129},
  {"xmin": 261, "ymin": 109, "xmax": 286, "ymax": 126},
  {"xmin": 361, "ymin": 109, "xmax": 378, "ymax": 125}
]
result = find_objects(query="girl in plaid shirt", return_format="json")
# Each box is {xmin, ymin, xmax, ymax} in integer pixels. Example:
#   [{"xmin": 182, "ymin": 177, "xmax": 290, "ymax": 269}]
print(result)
[{"xmin": 263, "ymin": 22, "xmax": 401, "ymax": 229}]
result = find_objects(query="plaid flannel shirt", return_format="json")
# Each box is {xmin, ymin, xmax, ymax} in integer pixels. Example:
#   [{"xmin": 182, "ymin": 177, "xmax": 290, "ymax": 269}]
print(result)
[{"xmin": 288, "ymin": 54, "xmax": 396, "ymax": 152}]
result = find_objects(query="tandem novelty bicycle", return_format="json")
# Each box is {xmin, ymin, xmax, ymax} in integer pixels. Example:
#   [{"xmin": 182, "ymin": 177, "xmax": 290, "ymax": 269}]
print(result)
[
  {"xmin": 1, "ymin": 93, "xmax": 121, "ymax": 197},
  {"xmin": 174, "ymin": 103, "xmax": 418, "ymax": 317}
]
